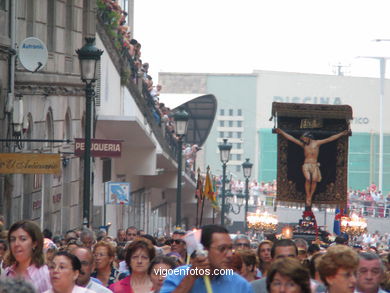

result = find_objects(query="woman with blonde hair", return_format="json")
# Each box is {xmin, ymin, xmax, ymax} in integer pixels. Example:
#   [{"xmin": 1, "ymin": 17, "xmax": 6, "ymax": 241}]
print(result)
[
  {"xmin": 91, "ymin": 240, "xmax": 120, "ymax": 287},
  {"xmin": 317, "ymin": 245, "xmax": 359, "ymax": 293}
]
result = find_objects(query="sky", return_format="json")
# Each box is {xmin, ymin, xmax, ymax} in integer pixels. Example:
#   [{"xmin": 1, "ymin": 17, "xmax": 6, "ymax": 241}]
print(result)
[{"xmin": 133, "ymin": 0, "xmax": 390, "ymax": 83}]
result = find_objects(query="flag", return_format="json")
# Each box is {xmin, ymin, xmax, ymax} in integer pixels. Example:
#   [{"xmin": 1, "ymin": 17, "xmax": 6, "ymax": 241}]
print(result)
[
  {"xmin": 204, "ymin": 167, "xmax": 219, "ymax": 210},
  {"xmin": 333, "ymin": 208, "xmax": 344, "ymax": 235},
  {"xmin": 195, "ymin": 169, "xmax": 203, "ymax": 201}
]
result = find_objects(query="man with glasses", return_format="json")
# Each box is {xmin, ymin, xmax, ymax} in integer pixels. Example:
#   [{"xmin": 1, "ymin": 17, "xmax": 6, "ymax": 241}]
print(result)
[
  {"xmin": 169, "ymin": 229, "xmax": 187, "ymax": 263},
  {"xmin": 125, "ymin": 226, "xmax": 137, "ymax": 242},
  {"xmin": 160, "ymin": 224, "xmax": 253, "ymax": 293},
  {"xmin": 356, "ymin": 252, "xmax": 386, "ymax": 293},
  {"xmin": 71, "ymin": 247, "xmax": 112, "ymax": 293},
  {"xmin": 234, "ymin": 234, "xmax": 251, "ymax": 251}
]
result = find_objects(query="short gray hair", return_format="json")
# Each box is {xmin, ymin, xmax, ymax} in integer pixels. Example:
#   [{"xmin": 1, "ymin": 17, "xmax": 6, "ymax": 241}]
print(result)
[
  {"xmin": 0, "ymin": 278, "xmax": 36, "ymax": 293},
  {"xmin": 359, "ymin": 252, "xmax": 385, "ymax": 272},
  {"xmin": 80, "ymin": 228, "xmax": 95, "ymax": 240}
]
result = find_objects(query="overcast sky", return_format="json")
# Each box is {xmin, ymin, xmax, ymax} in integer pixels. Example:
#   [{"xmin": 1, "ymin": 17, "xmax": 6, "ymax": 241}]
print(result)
[{"xmin": 134, "ymin": 0, "xmax": 390, "ymax": 83}]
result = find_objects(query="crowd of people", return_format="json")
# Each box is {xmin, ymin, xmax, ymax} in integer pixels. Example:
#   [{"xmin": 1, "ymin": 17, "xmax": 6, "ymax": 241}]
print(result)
[{"xmin": 1, "ymin": 221, "xmax": 390, "ymax": 293}]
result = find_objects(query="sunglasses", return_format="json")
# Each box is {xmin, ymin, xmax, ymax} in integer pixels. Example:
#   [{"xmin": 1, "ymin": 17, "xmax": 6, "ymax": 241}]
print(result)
[{"xmin": 172, "ymin": 239, "xmax": 185, "ymax": 245}]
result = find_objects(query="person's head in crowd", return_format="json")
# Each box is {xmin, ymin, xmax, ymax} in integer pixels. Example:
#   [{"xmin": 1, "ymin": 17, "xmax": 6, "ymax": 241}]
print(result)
[
  {"xmin": 48, "ymin": 251, "xmax": 81, "ymax": 293},
  {"xmin": 294, "ymin": 238, "xmax": 308, "ymax": 261},
  {"xmin": 0, "ymin": 278, "xmax": 36, "ymax": 293},
  {"xmin": 257, "ymin": 239, "xmax": 273, "ymax": 275},
  {"xmin": 335, "ymin": 236, "xmax": 348, "ymax": 245},
  {"xmin": 43, "ymin": 238, "xmax": 58, "ymax": 263},
  {"xmin": 42, "ymin": 228, "xmax": 53, "ymax": 240},
  {"xmin": 126, "ymin": 226, "xmax": 137, "ymax": 242},
  {"xmin": 233, "ymin": 234, "xmax": 251, "ymax": 251},
  {"xmin": 142, "ymin": 234, "xmax": 157, "ymax": 246},
  {"xmin": 92, "ymin": 240, "xmax": 117, "ymax": 286},
  {"xmin": 356, "ymin": 252, "xmax": 385, "ymax": 293},
  {"xmin": 308, "ymin": 243, "xmax": 321, "ymax": 256},
  {"xmin": 79, "ymin": 228, "xmax": 96, "ymax": 249},
  {"xmin": 200, "ymin": 224, "xmax": 233, "ymax": 271},
  {"xmin": 266, "ymin": 257, "xmax": 311, "ymax": 293},
  {"xmin": 172, "ymin": 229, "xmax": 186, "ymax": 240},
  {"xmin": 65, "ymin": 229, "xmax": 78, "ymax": 243},
  {"xmin": 166, "ymin": 251, "xmax": 183, "ymax": 266},
  {"xmin": 117, "ymin": 229, "xmax": 126, "ymax": 243},
  {"xmin": 317, "ymin": 245, "xmax": 359, "ymax": 293},
  {"xmin": 71, "ymin": 247, "xmax": 95, "ymax": 287},
  {"xmin": 308, "ymin": 252, "xmax": 325, "ymax": 282},
  {"xmin": 231, "ymin": 252, "xmax": 243, "ymax": 273},
  {"xmin": 148, "ymin": 255, "xmax": 178, "ymax": 293},
  {"xmin": 96, "ymin": 230, "xmax": 107, "ymax": 242},
  {"xmin": 368, "ymin": 246, "xmax": 378, "ymax": 254},
  {"xmin": 6, "ymin": 220, "xmax": 45, "ymax": 268},
  {"xmin": 237, "ymin": 249, "xmax": 258, "ymax": 282},
  {"xmin": 0, "ymin": 239, "xmax": 8, "ymax": 262},
  {"xmin": 52, "ymin": 236, "xmax": 62, "ymax": 248},
  {"xmin": 125, "ymin": 237, "xmax": 156, "ymax": 275},
  {"xmin": 66, "ymin": 238, "xmax": 82, "ymax": 252},
  {"xmin": 271, "ymin": 239, "xmax": 298, "ymax": 260},
  {"xmin": 170, "ymin": 236, "xmax": 186, "ymax": 260}
]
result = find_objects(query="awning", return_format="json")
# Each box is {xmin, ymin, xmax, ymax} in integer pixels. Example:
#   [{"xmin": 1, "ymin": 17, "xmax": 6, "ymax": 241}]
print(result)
[{"xmin": 173, "ymin": 94, "xmax": 217, "ymax": 147}]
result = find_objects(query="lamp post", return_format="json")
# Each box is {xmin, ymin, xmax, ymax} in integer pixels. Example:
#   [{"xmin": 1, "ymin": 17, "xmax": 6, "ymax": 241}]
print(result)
[
  {"xmin": 242, "ymin": 158, "xmax": 253, "ymax": 232},
  {"xmin": 76, "ymin": 37, "xmax": 103, "ymax": 227},
  {"xmin": 218, "ymin": 138, "xmax": 232, "ymax": 226},
  {"xmin": 357, "ymin": 55, "xmax": 390, "ymax": 192},
  {"xmin": 173, "ymin": 108, "xmax": 189, "ymax": 228}
]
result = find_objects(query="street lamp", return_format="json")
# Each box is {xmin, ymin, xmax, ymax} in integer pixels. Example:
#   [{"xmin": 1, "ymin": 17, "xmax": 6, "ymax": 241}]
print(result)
[
  {"xmin": 76, "ymin": 37, "xmax": 103, "ymax": 227},
  {"xmin": 173, "ymin": 108, "xmax": 189, "ymax": 228},
  {"xmin": 218, "ymin": 138, "xmax": 232, "ymax": 226},
  {"xmin": 357, "ymin": 55, "xmax": 389, "ymax": 192},
  {"xmin": 242, "ymin": 158, "xmax": 253, "ymax": 232}
]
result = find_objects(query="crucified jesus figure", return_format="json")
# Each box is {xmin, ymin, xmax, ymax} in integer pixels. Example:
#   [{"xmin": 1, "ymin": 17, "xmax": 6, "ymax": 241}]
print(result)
[{"xmin": 275, "ymin": 128, "xmax": 349, "ymax": 211}]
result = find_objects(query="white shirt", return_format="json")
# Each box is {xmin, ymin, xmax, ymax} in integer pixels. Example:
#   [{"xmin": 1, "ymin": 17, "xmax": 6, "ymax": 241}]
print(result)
[{"xmin": 86, "ymin": 279, "xmax": 113, "ymax": 293}]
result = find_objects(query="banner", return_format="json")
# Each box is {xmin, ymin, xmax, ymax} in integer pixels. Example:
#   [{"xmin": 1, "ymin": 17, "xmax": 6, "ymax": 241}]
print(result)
[{"xmin": 0, "ymin": 153, "xmax": 61, "ymax": 174}]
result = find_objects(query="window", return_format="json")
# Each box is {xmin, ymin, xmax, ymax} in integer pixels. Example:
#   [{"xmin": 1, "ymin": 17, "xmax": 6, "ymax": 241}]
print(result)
[
  {"xmin": 236, "ymin": 166, "xmax": 241, "ymax": 172},
  {"xmin": 219, "ymin": 121, "xmax": 225, "ymax": 127},
  {"xmin": 219, "ymin": 132, "xmax": 224, "ymax": 138},
  {"xmin": 236, "ymin": 154, "xmax": 242, "ymax": 161},
  {"xmin": 220, "ymin": 109, "xmax": 224, "ymax": 116},
  {"xmin": 228, "ymin": 132, "xmax": 233, "ymax": 138},
  {"xmin": 237, "ymin": 132, "xmax": 242, "ymax": 138},
  {"xmin": 228, "ymin": 121, "xmax": 233, "ymax": 127},
  {"xmin": 237, "ymin": 143, "xmax": 242, "ymax": 149},
  {"xmin": 47, "ymin": 0, "xmax": 55, "ymax": 51},
  {"xmin": 229, "ymin": 109, "xmax": 233, "ymax": 116},
  {"xmin": 238, "ymin": 109, "xmax": 242, "ymax": 116},
  {"xmin": 102, "ymin": 159, "xmax": 112, "ymax": 182},
  {"xmin": 0, "ymin": 0, "xmax": 6, "ymax": 10},
  {"xmin": 237, "ymin": 121, "xmax": 242, "ymax": 127}
]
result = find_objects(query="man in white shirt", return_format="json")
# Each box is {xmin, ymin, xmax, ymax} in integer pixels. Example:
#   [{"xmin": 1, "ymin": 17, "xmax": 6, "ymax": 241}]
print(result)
[{"xmin": 72, "ymin": 247, "xmax": 112, "ymax": 293}]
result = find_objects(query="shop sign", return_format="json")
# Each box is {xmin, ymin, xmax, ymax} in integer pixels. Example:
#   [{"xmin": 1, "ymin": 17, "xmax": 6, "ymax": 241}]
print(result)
[
  {"xmin": 0, "ymin": 153, "xmax": 61, "ymax": 174},
  {"xmin": 105, "ymin": 182, "xmax": 131, "ymax": 205},
  {"xmin": 75, "ymin": 139, "xmax": 122, "ymax": 157}
]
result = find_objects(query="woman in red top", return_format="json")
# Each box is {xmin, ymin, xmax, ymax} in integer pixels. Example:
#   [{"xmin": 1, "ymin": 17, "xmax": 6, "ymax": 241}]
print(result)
[{"xmin": 109, "ymin": 238, "xmax": 155, "ymax": 293}]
